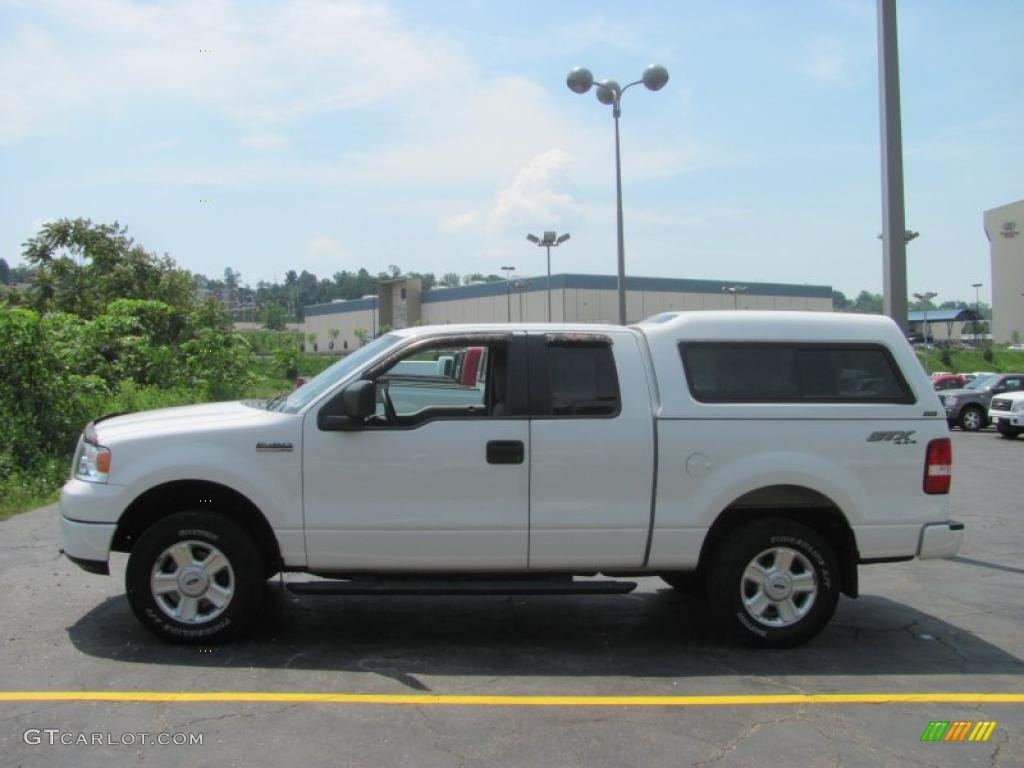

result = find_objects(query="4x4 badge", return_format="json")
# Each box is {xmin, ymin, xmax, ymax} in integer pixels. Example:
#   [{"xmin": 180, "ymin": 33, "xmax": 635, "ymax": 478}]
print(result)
[{"xmin": 867, "ymin": 430, "xmax": 917, "ymax": 445}]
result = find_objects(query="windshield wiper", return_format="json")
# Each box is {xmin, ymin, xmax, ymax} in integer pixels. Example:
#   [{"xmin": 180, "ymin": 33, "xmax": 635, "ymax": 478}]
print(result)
[{"xmin": 265, "ymin": 393, "xmax": 289, "ymax": 411}]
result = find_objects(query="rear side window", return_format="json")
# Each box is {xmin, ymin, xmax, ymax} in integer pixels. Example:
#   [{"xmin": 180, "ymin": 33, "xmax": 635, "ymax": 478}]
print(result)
[
  {"xmin": 679, "ymin": 343, "xmax": 914, "ymax": 404},
  {"xmin": 546, "ymin": 344, "xmax": 621, "ymax": 416}
]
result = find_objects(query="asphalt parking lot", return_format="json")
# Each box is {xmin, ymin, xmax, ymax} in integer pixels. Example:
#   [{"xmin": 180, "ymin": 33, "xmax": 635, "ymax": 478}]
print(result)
[{"xmin": 1, "ymin": 430, "xmax": 1021, "ymax": 767}]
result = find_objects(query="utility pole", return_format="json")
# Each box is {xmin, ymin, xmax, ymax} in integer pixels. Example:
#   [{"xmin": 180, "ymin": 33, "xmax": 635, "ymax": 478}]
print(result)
[{"xmin": 878, "ymin": 0, "xmax": 909, "ymax": 333}]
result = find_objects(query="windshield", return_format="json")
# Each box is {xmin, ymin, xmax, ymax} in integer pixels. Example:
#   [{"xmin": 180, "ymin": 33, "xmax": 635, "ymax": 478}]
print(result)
[
  {"xmin": 278, "ymin": 334, "xmax": 401, "ymax": 413},
  {"xmin": 965, "ymin": 374, "xmax": 998, "ymax": 390}
]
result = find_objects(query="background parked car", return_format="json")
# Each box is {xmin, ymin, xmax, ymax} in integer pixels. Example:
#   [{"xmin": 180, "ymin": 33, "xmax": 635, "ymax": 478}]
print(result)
[
  {"xmin": 938, "ymin": 373, "xmax": 1024, "ymax": 431},
  {"xmin": 931, "ymin": 373, "xmax": 966, "ymax": 391},
  {"xmin": 989, "ymin": 390, "xmax": 1024, "ymax": 438}
]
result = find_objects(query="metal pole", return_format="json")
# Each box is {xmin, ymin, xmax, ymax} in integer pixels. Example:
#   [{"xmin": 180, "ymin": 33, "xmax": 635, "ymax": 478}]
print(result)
[
  {"xmin": 507, "ymin": 280, "xmax": 512, "ymax": 323},
  {"xmin": 546, "ymin": 245, "xmax": 552, "ymax": 322},
  {"xmin": 613, "ymin": 106, "xmax": 627, "ymax": 325},
  {"xmin": 878, "ymin": 0, "xmax": 908, "ymax": 333}
]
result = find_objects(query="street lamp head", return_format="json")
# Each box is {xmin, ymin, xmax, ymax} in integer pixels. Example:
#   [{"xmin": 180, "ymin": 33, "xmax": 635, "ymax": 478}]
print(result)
[
  {"xmin": 641, "ymin": 64, "xmax": 669, "ymax": 91},
  {"xmin": 556, "ymin": 233, "xmax": 571, "ymax": 244},
  {"xmin": 501, "ymin": 265, "xmax": 516, "ymax": 271},
  {"xmin": 972, "ymin": 283, "xmax": 983, "ymax": 288},
  {"xmin": 526, "ymin": 234, "xmax": 540, "ymax": 244},
  {"xmin": 542, "ymin": 231, "xmax": 557, "ymax": 245},
  {"xmin": 596, "ymin": 79, "xmax": 620, "ymax": 106},
  {"xmin": 566, "ymin": 66, "xmax": 594, "ymax": 94}
]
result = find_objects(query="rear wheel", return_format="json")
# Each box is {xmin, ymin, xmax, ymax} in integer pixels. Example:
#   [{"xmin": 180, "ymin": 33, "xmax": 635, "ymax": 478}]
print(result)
[
  {"xmin": 707, "ymin": 519, "xmax": 840, "ymax": 648},
  {"xmin": 126, "ymin": 512, "xmax": 265, "ymax": 644},
  {"xmin": 958, "ymin": 405, "xmax": 986, "ymax": 431}
]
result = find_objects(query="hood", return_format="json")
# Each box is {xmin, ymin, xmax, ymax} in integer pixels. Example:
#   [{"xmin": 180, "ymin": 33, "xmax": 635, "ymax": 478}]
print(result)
[
  {"xmin": 93, "ymin": 400, "xmax": 288, "ymax": 444},
  {"xmin": 938, "ymin": 387, "xmax": 987, "ymax": 398}
]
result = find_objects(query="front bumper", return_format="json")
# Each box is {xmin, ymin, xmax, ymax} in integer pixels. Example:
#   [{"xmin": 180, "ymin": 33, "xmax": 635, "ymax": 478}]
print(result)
[
  {"xmin": 60, "ymin": 515, "xmax": 116, "ymax": 573},
  {"xmin": 917, "ymin": 520, "xmax": 965, "ymax": 559},
  {"xmin": 989, "ymin": 411, "xmax": 1024, "ymax": 427}
]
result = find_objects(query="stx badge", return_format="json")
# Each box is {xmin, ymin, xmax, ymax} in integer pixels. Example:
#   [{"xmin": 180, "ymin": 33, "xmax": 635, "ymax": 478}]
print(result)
[{"xmin": 866, "ymin": 430, "xmax": 917, "ymax": 445}]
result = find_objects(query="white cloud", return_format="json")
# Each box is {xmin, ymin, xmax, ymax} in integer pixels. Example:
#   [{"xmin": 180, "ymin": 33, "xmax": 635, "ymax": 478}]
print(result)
[
  {"xmin": 142, "ymin": 139, "xmax": 180, "ymax": 152},
  {"xmin": 240, "ymin": 132, "xmax": 288, "ymax": 150},
  {"xmin": 799, "ymin": 36, "xmax": 851, "ymax": 83},
  {"xmin": 306, "ymin": 236, "xmax": 344, "ymax": 257},
  {"xmin": 487, "ymin": 149, "xmax": 580, "ymax": 231},
  {"xmin": 439, "ymin": 211, "xmax": 480, "ymax": 233},
  {"xmin": 0, "ymin": 0, "xmax": 462, "ymax": 144}
]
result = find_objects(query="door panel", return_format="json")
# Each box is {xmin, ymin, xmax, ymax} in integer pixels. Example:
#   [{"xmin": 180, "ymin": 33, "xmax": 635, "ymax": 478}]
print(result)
[
  {"xmin": 303, "ymin": 419, "xmax": 529, "ymax": 570},
  {"xmin": 302, "ymin": 335, "xmax": 529, "ymax": 571},
  {"xmin": 528, "ymin": 333, "xmax": 655, "ymax": 568}
]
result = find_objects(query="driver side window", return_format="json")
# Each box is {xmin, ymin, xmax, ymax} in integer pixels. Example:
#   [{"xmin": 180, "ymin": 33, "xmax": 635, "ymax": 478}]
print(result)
[{"xmin": 370, "ymin": 339, "xmax": 511, "ymax": 426}]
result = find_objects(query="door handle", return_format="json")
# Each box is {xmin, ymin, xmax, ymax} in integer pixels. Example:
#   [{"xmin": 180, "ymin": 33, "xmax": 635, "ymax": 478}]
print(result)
[{"xmin": 487, "ymin": 440, "xmax": 524, "ymax": 465}]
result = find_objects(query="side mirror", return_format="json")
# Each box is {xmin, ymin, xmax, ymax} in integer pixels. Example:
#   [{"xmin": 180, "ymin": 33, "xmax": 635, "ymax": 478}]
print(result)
[{"xmin": 317, "ymin": 380, "xmax": 377, "ymax": 431}]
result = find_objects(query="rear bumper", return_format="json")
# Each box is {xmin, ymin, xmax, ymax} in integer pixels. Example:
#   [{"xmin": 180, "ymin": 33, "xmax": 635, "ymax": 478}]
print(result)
[
  {"xmin": 60, "ymin": 515, "xmax": 116, "ymax": 574},
  {"xmin": 917, "ymin": 520, "xmax": 965, "ymax": 559}
]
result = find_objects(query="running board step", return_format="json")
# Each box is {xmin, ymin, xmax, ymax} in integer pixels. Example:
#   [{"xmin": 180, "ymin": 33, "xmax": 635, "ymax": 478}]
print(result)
[{"xmin": 285, "ymin": 579, "xmax": 638, "ymax": 597}]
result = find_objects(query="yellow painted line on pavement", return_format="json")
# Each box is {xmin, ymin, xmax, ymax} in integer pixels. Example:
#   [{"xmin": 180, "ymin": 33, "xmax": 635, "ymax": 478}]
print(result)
[{"xmin": 0, "ymin": 692, "xmax": 1023, "ymax": 707}]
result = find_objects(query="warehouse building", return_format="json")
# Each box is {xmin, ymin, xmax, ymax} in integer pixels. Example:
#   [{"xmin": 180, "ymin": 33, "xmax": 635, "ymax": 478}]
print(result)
[
  {"xmin": 303, "ymin": 273, "xmax": 832, "ymax": 353},
  {"xmin": 984, "ymin": 199, "xmax": 1024, "ymax": 343}
]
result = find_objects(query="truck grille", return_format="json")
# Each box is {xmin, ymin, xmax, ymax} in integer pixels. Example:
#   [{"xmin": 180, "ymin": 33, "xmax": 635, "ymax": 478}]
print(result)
[{"xmin": 991, "ymin": 398, "xmax": 1011, "ymax": 412}]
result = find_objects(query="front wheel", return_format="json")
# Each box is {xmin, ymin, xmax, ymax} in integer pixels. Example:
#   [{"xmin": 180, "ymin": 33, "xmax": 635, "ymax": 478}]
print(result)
[
  {"xmin": 126, "ymin": 512, "xmax": 265, "ymax": 644},
  {"xmin": 707, "ymin": 519, "xmax": 840, "ymax": 648},
  {"xmin": 996, "ymin": 421, "xmax": 1022, "ymax": 439},
  {"xmin": 958, "ymin": 405, "xmax": 986, "ymax": 431}
]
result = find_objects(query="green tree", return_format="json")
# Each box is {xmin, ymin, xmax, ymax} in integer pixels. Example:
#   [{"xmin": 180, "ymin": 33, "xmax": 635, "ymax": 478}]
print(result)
[
  {"xmin": 0, "ymin": 258, "xmax": 10, "ymax": 285},
  {"xmin": 851, "ymin": 291, "xmax": 883, "ymax": 314},
  {"xmin": 440, "ymin": 272, "xmax": 461, "ymax": 288},
  {"xmin": 831, "ymin": 290, "xmax": 850, "ymax": 311},
  {"xmin": 354, "ymin": 328, "xmax": 369, "ymax": 346},
  {"xmin": 328, "ymin": 327, "xmax": 340, "ymax": 350},
  {"xmin": 20, "ymin": 219, "xmax": 194, "ymax": 318},
  {"xmin": 262, "ymin": 302, "xmax": 287, "ymax": 330}
]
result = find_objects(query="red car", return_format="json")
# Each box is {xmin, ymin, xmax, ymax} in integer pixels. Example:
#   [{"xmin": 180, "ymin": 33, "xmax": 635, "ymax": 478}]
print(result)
[{"xmin": 931, "ymin": 373, "xmax": 966, "ymax": 391}]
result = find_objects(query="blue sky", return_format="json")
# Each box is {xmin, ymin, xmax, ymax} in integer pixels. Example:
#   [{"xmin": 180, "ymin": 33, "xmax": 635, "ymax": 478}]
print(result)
[{"xmin": 1, "ymin": 0, "xmax": 1020, "ymax": 303}]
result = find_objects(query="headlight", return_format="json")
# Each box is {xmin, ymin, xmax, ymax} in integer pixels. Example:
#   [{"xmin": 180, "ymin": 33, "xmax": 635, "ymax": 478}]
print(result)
[
  {"xmin": 74, "ymin": 439, "xmax": 111, "ymax": 483},
  {"xmin": 944, "ymin": 396, "xmax": 958, "ymax": 406},
  {"xmin": 1015, "ymin": 401, "xmax": 1024, "ymax": 413}
]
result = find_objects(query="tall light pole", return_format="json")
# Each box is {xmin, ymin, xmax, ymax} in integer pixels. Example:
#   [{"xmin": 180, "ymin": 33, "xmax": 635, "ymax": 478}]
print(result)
[
  {"xmin": 722, "ymin": 285, "xmax": 748, "ymax": 309},
  {"xmin": 567, "ymin": 63, "xmax": 669, "ymax": 325},
  {"xmin": 526, "ymin": 231, "xmax": 570, "ymax": 321},
  {"xmin": 501, "ymin": 266, "xmax": 516, "ymax": 322},
  {"xmin": 878, "ymin": 0, "xmax": 909, "ymax": 334},
  {"xmin": 971, "ymin": 282, "xmax": 983, "ymax": 344}
]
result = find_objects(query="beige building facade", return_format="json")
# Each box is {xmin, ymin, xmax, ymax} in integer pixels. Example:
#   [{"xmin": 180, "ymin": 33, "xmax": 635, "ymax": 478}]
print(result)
[
  {"xmin": 303, "ymin": 273, "xmax": 833, "ymax": 354},
  {"xmin": 984, "ymin": 199, "xmax": 1024, "ymax": 344}
]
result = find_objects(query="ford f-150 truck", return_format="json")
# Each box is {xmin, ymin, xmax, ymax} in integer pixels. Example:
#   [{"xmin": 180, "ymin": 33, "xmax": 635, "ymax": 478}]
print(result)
[{"xmin": 60, "ymin": 312, "xmax": 963, "ymax": 648}]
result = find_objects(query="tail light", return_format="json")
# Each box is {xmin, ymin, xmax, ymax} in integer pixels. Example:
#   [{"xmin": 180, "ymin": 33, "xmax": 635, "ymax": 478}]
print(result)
[{"xmin": 924, "ymin": 438, "xmax": 952, "ymax": 494}]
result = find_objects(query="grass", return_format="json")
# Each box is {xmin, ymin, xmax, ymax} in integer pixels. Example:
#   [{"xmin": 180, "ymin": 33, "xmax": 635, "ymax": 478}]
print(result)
[{"xmin": 915, "ymin": 347, "xmax": 1024, "ymax": 375}]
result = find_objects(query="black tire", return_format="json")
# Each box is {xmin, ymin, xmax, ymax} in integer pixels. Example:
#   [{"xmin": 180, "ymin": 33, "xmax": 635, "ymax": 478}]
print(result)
[
  {"xmin": 660, "ymin": 572, "xmax": 703, "ymax": 593},
  {"xmin": 996, "ymin": 421, "xmax": 1021, "ymax": 439},
  {"xmin": 958, "ymin": 405, "xmax": 986, "ymax": 432},
  {"xmin": 706, "ymin": 519, "xmax": 840, "ymax": 648},
  {"xmin": 126, "ymin": 512, "xmax": 265, "ymax": 644}
]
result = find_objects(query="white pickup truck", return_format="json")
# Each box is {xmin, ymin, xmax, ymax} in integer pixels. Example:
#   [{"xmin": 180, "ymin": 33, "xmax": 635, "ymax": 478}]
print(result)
[{"xmin": 60, "ymin": 311, "xmax": 963, "ymax": 648}]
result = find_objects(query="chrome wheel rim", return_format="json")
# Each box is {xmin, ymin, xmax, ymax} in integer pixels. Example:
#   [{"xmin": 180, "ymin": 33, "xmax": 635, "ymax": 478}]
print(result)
[
  {"xmin": 962, "ymin": 410, "xmax": 982, "ymax": 430},
  {"xmin": 740, "ymin": 546, "xmax": 817, "ymax": 628},
  {"xmin": 150, "ymin": 540, "xmax": 234, "ymax": 624}
]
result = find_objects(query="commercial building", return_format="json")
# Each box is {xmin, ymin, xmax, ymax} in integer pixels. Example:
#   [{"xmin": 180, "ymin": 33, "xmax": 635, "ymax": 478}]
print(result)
[
  {"xmin": 984, "ymin": 199, "xmax": 1024, "ymax": 343},
  {"xmin": 302, "ymin": 273, "xmax": 832, "ymax": 353}
]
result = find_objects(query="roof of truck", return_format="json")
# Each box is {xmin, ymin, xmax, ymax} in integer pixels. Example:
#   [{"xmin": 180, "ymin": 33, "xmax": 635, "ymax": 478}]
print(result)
[{"xmin": 389, "ymin": 311, "xmax": 905, "ymax": 344}]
